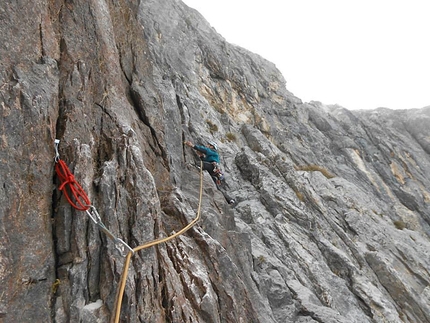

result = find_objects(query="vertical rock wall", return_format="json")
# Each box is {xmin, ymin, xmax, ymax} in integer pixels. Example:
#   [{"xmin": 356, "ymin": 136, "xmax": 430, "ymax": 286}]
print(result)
[{"xmin": 1, "ymin": 0, "xmax": 430, "ymax": 323}]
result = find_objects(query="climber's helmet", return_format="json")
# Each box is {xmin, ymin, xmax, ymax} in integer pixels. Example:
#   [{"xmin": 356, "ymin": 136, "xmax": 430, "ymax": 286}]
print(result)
[{"xmin": 208, "ymin": 141, "xmax": 218, "ymax": 150}]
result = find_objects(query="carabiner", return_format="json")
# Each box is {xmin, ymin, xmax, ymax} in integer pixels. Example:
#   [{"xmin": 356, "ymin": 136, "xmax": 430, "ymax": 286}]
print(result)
[
  {"xmin": 54, "ymin": 139, "xmax": 61, "ymax": 162},
  {"xmin": 114, "ymin": 238, "xmax": 135, "ymax": 256}
]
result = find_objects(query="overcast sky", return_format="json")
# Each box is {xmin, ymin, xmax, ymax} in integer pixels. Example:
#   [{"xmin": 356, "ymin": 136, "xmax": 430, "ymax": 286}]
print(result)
[{"xmin": 182, "ymin": 0, "xmax": 429, "ymax": 110}]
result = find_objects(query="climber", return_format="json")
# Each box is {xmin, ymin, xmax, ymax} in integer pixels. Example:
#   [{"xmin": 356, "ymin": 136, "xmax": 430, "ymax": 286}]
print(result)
[{"xmin": 185, "ymin": 140, "xmax": 236, "ymax": 205}]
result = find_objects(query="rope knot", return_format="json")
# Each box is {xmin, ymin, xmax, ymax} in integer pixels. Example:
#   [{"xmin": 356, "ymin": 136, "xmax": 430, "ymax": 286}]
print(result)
[{"xmin": 58, "ymin": 174, "xmax": 76, "ymax": 190}]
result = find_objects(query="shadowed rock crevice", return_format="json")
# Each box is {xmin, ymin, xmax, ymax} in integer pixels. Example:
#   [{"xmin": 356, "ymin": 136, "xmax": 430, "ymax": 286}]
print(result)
[{"xmin": 129, "ymin": 84, "xmax": 169, "ymax": 167}]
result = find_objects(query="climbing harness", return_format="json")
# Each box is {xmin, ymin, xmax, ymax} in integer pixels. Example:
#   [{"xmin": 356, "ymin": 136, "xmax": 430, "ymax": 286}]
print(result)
[
  {"xmin": 54, "ymin": 139, "xmax": 203, "ymax": 322},
  {"xmin": 53, "ymin": 139, "xmax": 134, "ymax": 256},
  {"xmin": 212, "ymin": 162, "xmax": 225, "ymax": 185}
]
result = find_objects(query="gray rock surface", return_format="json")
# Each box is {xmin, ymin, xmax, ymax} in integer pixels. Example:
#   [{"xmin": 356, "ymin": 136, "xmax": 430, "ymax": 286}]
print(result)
[{"xmin": 1, "ymin": 0, "xmax": 429, "ymax": 322}]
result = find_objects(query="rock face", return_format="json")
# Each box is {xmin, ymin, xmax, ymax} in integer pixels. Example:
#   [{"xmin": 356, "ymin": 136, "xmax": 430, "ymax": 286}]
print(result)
[{"xmin": 1, "ymin": 0, "xmax": 430, "ymax": 322}]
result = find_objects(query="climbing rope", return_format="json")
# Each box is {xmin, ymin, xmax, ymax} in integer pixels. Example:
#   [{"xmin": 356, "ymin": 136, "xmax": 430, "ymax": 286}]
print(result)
[
  {"xmin": 55, "ymin": 159, "xmax": 91, "ymax": 211},
  {"xmin": 53, "ymin": 139, "xmax": 203, "ymax": 322},
  {"xmin": 112, "ymin": 160, "xmax": 204, "ymax": 323},
  {"xmin": 54, "ymin": 139, "xmax": 134, "ymax": 256}
]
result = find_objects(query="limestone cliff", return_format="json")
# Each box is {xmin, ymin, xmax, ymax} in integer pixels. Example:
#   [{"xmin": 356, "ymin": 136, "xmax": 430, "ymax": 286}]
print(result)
[{"xmin": 1, "ymin": 0, "xmax": 429, "ymax": 322}]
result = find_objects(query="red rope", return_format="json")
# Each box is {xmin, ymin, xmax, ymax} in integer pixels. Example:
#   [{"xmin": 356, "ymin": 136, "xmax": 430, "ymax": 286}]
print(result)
[{"xmin": 55, "ymin": 159, "xmax": 91, "ymax": 211}]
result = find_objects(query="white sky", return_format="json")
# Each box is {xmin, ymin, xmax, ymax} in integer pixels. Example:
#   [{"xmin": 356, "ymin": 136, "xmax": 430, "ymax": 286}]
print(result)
[{"xmin": 182, "ymin": 0, "xmax": 430, "ymax": 110}]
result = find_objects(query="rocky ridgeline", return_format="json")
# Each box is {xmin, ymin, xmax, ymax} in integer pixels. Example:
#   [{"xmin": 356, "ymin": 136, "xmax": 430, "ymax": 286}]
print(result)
[{"xmin": 1, "ymin": 0, "xmax": 429, "ymax": 322}]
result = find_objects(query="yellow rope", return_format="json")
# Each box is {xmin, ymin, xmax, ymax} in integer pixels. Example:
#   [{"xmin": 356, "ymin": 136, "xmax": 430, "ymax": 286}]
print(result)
[{"xmin": 112, "ymin": 161, "xmax": 204, "ymax": 323}]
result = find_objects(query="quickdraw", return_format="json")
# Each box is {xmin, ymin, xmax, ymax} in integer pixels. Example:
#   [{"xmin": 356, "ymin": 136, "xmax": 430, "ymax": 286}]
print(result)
[{"xmin": 54, "ymin": 139, "xmax": 133, "ymax": 256}]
